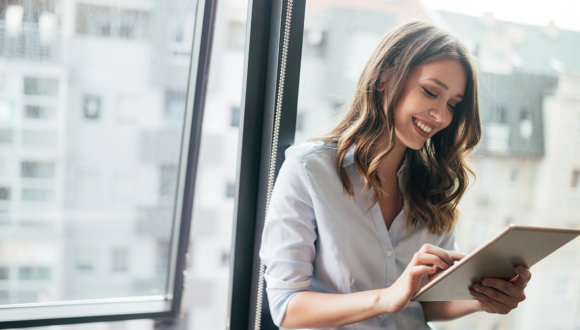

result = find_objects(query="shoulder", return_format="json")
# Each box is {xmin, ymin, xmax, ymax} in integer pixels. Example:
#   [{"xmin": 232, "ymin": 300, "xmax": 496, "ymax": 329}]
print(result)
[{"xmin": 284, "ymin": 141, "xmax": 338, "ymax": 168}]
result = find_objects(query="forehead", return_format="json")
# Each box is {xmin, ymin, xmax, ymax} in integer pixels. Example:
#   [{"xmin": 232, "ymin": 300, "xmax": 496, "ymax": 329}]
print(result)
[{"xmin": 411, "ymin": 59, "xmax": 467, "ymax": 94}]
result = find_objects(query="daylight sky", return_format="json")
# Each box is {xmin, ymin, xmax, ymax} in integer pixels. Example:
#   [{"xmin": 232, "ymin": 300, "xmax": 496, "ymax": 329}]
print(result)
[{"xmin": 422, "ymin": 0, "xmax": 580, "ymax": 32}]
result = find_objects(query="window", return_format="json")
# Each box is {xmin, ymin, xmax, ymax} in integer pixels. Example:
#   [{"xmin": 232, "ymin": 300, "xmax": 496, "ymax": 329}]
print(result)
[
  {"xmin": 23, "ymin": 77, "xmax": 59, "ymax": 96},
  {"xmin": 83, "ymin": 95, "xmax": 101, "ymax": 119},
  {"xmin": 21, "ymin": 161, "xmax": 55, "ymax": 178},
  {"xmin": 24, "ymin": 105, "xmax": 54, "ymax": 119},
  {"xmin": 76, "ymin": 4, "xmax": 150, "ymax": 39},
  {"xmin": 520, "ymin": 108, "xmax": 533, "ymax": 139},
  {"xmin": 0, "ymin": 100, "xmax": 14, "ymax": 121},
  {"xmin": 0, "ymin": 129, "xmax": 14, "ymax": 143},
  {"xmin": 160, "ymin": 165, "xmax": 178, "ymax": 200},
  {"xmin": 296, "ymin": 111, "xmax": 305, "ymax": 132},
  {"xmin": 226, "ymin": 182, "xmax": 235, "ymax": 198},
  {"xmin": 0, "ymin": 187, "xmax": 11, "ymax": 200},
  {"xmin": 511, "ymin": 162, "xmax": 520, "ymax": 182},
  {"xmin": 231, "ymin": 105, "xmax": 240, "ymax": 127},
  {"xmin": 164, "ymin": 90, "xmax": 186, "ymax": 121},
  {"xmin": 0, "ymin": 0, "xmax": 216, "ymax": 326},
  {"xmin": 21, "ymin": 188, "xmax": 53, "ymax": 201},
  {"xmin": 18, "ymin": 266, "xmax": 51, "ymax": 280},
  {"xmin": 0, "ymin": 267, "xmax": 8, "ymax": 280},
  {"xmin": 112, "ymin": 248, "xmax": 129, "ymax": 273},
  {"xmin": 22, "ymin": 130, "xmax": 57, "ymax": 147},
  {"xmin": 228, "ymin": 21, "xmax": 246, "ymax": 50}
]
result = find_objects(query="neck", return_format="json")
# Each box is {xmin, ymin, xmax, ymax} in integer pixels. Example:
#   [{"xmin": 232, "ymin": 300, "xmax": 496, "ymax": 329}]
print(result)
[{"xmin": 374, "ymin": 134, "xmax": 407, "ymax": 181}]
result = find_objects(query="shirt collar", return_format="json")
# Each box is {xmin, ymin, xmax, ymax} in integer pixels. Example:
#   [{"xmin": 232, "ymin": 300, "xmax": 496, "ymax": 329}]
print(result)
[{"xmin": 342, "ymin": 143, "xmax": 408, "ymax": 177}]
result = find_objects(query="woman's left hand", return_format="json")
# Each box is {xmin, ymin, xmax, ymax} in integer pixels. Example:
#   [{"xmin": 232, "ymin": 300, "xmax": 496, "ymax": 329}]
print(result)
[{"xmin": 469, "ymin": 266, "xmax": 531, "ymax": 315}]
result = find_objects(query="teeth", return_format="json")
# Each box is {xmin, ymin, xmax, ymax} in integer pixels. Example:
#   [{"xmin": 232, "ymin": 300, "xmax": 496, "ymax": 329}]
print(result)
[{"xmin": 414, "ymin": 118, "xmax": 432, "ymax": 133}]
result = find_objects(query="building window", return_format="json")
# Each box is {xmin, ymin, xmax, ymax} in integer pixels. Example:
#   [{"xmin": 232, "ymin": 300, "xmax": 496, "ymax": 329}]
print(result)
[
  {"xmin": 0, "ymin": 187, "xmax": 11, "ymax": 200},
  {"xmin": 296, "ymin": 112, "xmax": 305, "ymax": 132},
  {"xmin": 21, "ymin": 189, "xmax": 53, "ymax": 201},
  {"xmin": 221, "ymin": 251, "xmax": 230, "ymax": 267},
  {"xmin": 23, "ymin": 77, "xmax": 59, "ymax": 96},
  {"xmin": 0, "ymin": 267, "xmax": 8, "ymax": 280},
  {"xmin": 160, "ymin": 165, "xmax": 177, "ymax": 200},
  {"xmin": 18, "ymin": 266, "xmax": 51, "ymax": 280},
  {"xmin": 226, "ymin": 182, "xmax": 235, "ymax": 198},
  {"xmin": 21, "ymin": 161, "xmax": 55, "ymax": 178},
  {"xmin": 0, "ymin": 210, "xmax": 9, "ymax": 224},
  {"xmin": 572, "ymin": 170, "xmax": 579, "ymax": 188},
  {"xmin": 231, "ymin": 106, "xmax": 240, "ymax": 127},
  {"xmin": 0, "ymin": 100, "xmax": 14, "ymax": 121},
  {"xmin": 511, "ymin": 162, "xmax": 519, "ymax": 182},
  {"xmin": 228, "ymin": 21, "xmax": 246, "ymax": 50},
  {"xmin": 520, "ymin": 108, "xmax": 533, "ymax": 139},
  {"xmin": 164, "ymin": 90, "xmax": 186, "ymax": 121},
  {"xmin": 156, "ymin": 240, "xmax": 170, "ymax": 276},
  {"xmin": 22, "ymin": 130, "xmax": 57, "ymax": 147},
  {"xmin": 83, "ymin": 95, "xmax": 101, "ymax": 119},
  {"xmin": 111, "ymin": 248, "xmax": 128, "ymax": 272},
  {"xmin": 0, "ymin": 129, "xmax": 14, "ymax": 144},
  {"xmin": 76, "ymin": 4, "xmax": 150, "ymax": 39},
  {"xmin": 492, "ymin": 105, "xmax": 508, "ymax": 123},
  {"xmin": 24, "ymin": 105, "xmax": 53, "ymax": 119}
]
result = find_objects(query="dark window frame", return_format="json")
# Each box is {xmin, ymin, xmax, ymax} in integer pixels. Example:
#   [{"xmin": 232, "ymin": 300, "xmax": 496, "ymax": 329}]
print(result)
[{"xmin": 227, "ymin": 1, "xmax": 305, "ymax": 330}]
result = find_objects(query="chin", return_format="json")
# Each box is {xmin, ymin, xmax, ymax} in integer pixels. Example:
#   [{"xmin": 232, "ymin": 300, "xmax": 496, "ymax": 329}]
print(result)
[{"xmin": 407, "ymin": 142, "xmax": 425, "ymax": 150}]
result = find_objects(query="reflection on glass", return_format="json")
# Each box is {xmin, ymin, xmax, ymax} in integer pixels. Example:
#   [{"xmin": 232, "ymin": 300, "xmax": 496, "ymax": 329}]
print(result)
[
  {"xmin": 0, "ymin": 0, "xmax": 196, "ymax": 306},
  {"xmin": 297, "ymin": 1, "xmax": 580, "ymax": 329}
]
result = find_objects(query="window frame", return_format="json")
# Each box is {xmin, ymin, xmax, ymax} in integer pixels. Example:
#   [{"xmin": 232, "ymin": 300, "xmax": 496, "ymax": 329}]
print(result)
[
  {"xmin": 227, "ymin": 1, "xmax": 306, "ymax": 330},
  {"xmin": 0, "ymin": 0, "xmax": 218, "ymax": 327}
]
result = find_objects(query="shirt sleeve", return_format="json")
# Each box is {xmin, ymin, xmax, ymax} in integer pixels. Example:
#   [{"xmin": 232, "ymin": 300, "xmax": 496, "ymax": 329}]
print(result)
[
  {"xmin": 438, "ymin": 223, "xmax": 460, "ymax": 253},
  {"xmin": 259, "ymin": 147, "xmax": 318, "ymax": 327}
]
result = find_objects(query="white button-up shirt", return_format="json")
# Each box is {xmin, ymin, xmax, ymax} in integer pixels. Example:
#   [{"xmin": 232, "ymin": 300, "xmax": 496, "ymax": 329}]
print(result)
[{"xmin": 260, "ymin": 141, "xmax": 458, "ymax": 330}]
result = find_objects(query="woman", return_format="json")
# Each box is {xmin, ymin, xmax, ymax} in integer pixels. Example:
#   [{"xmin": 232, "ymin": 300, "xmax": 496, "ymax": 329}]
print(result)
[{"xmin": 259, "ymin": 21, "xmax": 530, "ymax": 329}]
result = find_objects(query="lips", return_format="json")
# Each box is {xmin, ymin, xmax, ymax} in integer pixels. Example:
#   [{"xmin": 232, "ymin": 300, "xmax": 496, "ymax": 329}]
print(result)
[{"xmin": 412, "ymin": 117, "xmax": 432, "ymax": 138}]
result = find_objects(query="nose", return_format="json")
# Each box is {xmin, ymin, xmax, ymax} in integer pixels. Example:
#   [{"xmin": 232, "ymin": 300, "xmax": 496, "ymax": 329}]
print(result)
[{"xmin": 429, "ymin": 102, "xmax": 449, "ymax": 124}]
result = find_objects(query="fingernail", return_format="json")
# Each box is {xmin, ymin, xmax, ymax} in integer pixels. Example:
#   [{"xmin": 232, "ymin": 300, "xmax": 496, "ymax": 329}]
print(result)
[
  {"xmin": 469, "ymin": 290, "xmax": 477, "ymax": 296},
  {"xmin": 483, "ymin": 279, "xmax": 491, "ymax": 285},
  {"xmin": 474, "ymin": 284, "xmax": 481, "ymax": 291}
]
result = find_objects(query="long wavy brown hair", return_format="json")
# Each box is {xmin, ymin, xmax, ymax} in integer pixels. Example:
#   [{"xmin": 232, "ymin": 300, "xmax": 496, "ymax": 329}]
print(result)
[{"xmin": 314, "ymin": 21, "xmax": 482, "ymax": 236}]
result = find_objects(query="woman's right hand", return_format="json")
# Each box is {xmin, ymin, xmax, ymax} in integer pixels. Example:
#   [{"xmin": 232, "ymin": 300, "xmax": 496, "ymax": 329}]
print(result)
[{"xmin": 380, "ymin": 244, "xmax": 465, "ymax": 313}]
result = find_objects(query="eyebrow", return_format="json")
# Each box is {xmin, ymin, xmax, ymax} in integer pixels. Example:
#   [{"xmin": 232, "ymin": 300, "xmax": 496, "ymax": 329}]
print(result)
[{"xmin": 427, "ymin": 78, "xmax": 464, "ymax": 99}]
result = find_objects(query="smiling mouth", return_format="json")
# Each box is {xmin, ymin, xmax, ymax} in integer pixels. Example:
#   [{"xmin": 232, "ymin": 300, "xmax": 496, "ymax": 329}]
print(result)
[{"xmin": 413, "ymin": 117, "xmax": 432, "ymax": 134}]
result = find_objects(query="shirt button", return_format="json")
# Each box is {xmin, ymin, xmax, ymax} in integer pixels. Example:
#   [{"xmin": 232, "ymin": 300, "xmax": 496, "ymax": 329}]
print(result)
[{"xmin": 386, "ymin": 250, "xmax": 393, "ymax": 257}]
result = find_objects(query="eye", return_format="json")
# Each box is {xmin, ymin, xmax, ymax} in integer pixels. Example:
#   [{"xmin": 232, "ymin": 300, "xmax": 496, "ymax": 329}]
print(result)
[
  {"xmin": 447, "ymin": 103, "xmax": 456, "ymax": 112},
  {"xmin": 422, "ymin": 87, "xmax": 436, "ymax": 98}
]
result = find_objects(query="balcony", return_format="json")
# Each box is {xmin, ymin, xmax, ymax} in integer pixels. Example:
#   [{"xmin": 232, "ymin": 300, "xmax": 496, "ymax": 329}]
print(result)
[{"xmin": 0, "ymin": 21, "xmax": 60, "ymax": 62}]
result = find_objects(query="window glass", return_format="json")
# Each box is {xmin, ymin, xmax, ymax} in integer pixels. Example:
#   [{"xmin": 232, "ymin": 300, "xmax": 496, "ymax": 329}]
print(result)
[
  {"xmin": 0, "ymin": 0, "xmax": 196, "ymax": 314},
  {"xmin": 297, "ymin": 1, "xmax": 580, "ymax": 329},
  {"xmin": 182, "ymin": 0, "xmax": 247, "ymax": 328}
]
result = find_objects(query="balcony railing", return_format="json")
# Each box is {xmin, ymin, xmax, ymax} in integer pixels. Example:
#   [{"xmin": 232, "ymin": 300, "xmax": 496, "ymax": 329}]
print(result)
[{"xmin": 0, "ymin": 21, "xmax": 60, "ymax": 62}]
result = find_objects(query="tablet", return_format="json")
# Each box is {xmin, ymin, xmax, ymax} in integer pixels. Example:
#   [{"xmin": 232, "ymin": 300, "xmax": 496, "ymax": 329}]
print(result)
[{"xmin": 411, "ymin": 224, "xmax": 580, "ymax": 301}]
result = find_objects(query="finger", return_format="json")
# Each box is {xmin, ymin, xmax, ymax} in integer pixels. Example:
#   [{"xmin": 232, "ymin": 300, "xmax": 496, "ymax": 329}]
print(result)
[
  {"xmin": 470, "ymin": 289, "xmax": 512, "ymax": 314},
  {"xmin": 472, "ymin": 283, "xmax": 518, "ymax": 309},
  {"xmin": 448, "ymin": 251, "xmax": 466, "ymax": 262},
  {"xmin": 409, "ymin": 265, "xmax": 437, "ymax": 277},
  {"xmin": 418, "ymin": 244, "xmax": 454, "ymax": 266},
  {"xmin": 412, "ymin": 252, "xmax": 450, "ymax": 270},
  {"xmin": 481, "ymin": 278, "xmax": 517, "ymax": 297},
  {"xmin": 513, "ymin": 266, "xmax": 532, "ymax": 288}
]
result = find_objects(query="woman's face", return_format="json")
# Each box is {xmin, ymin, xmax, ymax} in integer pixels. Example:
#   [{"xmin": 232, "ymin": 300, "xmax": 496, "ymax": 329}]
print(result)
[{"xmin": 388, "ymin": 59, "xmax": 467, "ymax": 150}]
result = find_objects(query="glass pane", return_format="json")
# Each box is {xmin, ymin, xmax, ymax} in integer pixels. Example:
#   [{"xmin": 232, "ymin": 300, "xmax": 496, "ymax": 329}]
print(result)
[
  {"xmin": 0, "ymin": 0, "xmax": 197, "ymax": 307},
  {"xmin": 296, "ymin": 1, "xmax": 580, "ymax": 329},
  {"xmin": 180, "ymin": 0, "xmax": 247, "ymax": 329}
]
